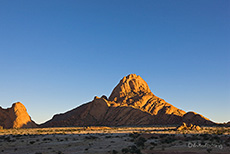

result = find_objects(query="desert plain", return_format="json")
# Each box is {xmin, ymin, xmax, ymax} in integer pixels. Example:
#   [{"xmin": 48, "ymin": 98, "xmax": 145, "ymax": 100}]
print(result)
[{"xmin": 0, "ymin": 126, "xmax": 229, "ymax": 154}]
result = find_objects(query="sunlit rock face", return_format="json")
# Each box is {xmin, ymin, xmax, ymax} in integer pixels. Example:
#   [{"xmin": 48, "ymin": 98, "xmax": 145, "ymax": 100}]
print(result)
[
  {"xmin": 109, "ymin": 74, "xmax": 151, "ymax": 103},
  {"xmin": 108, "ymin": 74, "xmax": 186, "ymax": 119},
  {"xmin": 0, "ymin": 102, "xmax": 37, "ymax": 129},
  {"xmin": 41, "ymin": 74, "xmax": 215, "ymax": 127}
]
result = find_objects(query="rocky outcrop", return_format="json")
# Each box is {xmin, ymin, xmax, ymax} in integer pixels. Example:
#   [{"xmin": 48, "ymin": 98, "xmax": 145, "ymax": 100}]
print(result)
[
  {"xmin": 41, "ymin": 74, "xmax": 214, "ymax": 127},
  {"xmin": 176, "ymin": 122, "xmax": 201, "ymax": 131},
  {"xmin": 0, "ymin": 102, "xmax": 37, "ymax": 129},
  {"xmin": 107, "ymin": 74, "xmax": 186, "ymax": 124}
]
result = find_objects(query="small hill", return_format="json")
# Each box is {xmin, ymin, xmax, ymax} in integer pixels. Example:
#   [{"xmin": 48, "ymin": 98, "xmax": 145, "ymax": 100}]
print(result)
[
  {"xmin": 0, "ymin": 102, "xmax": 37, "ymax": 129},
  {"xmin": 41, "ymin": 74, "xmax": 214, "ymax": 127}
]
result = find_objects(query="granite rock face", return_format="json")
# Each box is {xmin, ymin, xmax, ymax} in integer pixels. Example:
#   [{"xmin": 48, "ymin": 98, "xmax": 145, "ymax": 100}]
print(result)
[
  {"xmin": 0, "ymin": 102, "xmax": 37, "ymax": 129},
  {"xmin": 108, "ymin": 74, "xmax": 186, "ymax": 124},
  {"xmin": 41, "ymin": 74, "xmax": 215, "ymax": 127}
]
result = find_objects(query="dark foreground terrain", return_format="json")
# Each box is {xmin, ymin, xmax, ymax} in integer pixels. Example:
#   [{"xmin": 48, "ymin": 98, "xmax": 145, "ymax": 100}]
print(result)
[{"xmin": 0, "ymin": 126, "xmax": 229, "ymax": 154}]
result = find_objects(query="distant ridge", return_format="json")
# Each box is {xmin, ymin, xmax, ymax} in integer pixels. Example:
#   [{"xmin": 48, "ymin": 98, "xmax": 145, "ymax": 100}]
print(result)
[{"xmin": 41, "ymin": 74, "xmax": 214, "ymax": 127}]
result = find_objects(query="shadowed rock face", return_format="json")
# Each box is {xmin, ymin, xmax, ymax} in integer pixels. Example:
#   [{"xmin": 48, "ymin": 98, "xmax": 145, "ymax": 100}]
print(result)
[
  {"xmin": 182, "ymin": 111, "xmax": 214, "ymax": 125},
  {"xmin": 0, "ymin": 102, "xmax": 37, "ymax": 129},
  {"xmin": 41, "ymin": 74, "xmax": 215, "ymax": 127}
]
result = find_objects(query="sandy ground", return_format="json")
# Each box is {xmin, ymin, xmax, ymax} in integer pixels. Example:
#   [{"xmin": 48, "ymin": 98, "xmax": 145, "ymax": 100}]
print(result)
[{"xmin": 0, "ymin": 126, "xmax": 229, "ymax": 154}]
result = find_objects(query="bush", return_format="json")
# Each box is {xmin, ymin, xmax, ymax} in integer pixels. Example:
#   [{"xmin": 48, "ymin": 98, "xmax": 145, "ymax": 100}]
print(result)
[
  {"xmin": 150, "ymin": 142, "xmax": 157, "ymax": 146},
  {"xmin": 121, "ymin": 148, "xmax": 129, "ymax": 153},
  {"xmin": 148, "ymin": 136, "xmax": 158, "ymax": 139},
  {"xmin": 112, "ymin": 150, "xmax": 118, "ymax": 154},
  {"xmin": 129, "ymin": 132, "xmax": 140, "ymax": 139},
  {"xmin": 122, "ymin": 145, "xmax": 141, "ymax": 154},
  {"xmin": 43, "ymin": 138, "xmax": 52, "ymax": 141},
  {"xmin": 207, "ymin": 148, "xmax": 212, "ymax": 153},
  {"xmin": 135, "ymin": 137, "xmax": 147, "ymax": 147},
  {"xmin": 129, "ymin": 145, "xmax": 141, "ymax": 154},
  {"xmin": 85, "ymin": 135, "xmax": 98, "ymax": 139},
  {"xmin": 161, "ymin": 137, "xmax": 176, "ymax": 144}
]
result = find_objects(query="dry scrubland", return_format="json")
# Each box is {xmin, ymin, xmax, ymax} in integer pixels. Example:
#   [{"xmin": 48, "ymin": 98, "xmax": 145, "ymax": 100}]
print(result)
[{"xmin": 0, "ymin": 126, "xmax": 230, "ymax": 154}]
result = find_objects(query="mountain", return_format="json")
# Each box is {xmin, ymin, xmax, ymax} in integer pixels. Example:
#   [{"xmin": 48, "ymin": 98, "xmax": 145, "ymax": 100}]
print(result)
[
  {"xmin": 0, "ymin": 102, "xmax": 37, "ymax": 129},
  {"xmin": 41, "ymin": 74, "xmax": 214, "ymax": 127}
]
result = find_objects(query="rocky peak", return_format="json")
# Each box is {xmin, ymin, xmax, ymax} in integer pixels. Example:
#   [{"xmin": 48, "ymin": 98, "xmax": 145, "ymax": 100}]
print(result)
[
  {"xmin": 0, "ymin": 102, "xmax": 37, "ymax": 129},
  {"xmin": 109, "ymin": 74, "xmax": 151, "ymax": 102},
  {"xmin": 12, "ymin": 102, "xmax": 27, "ymax": 112},
  {"xmin": 41, "ymin": 74, "xmax": 215, "ymax": 127},
  {"xmin": 107, "ymin": 74, "xmax": 185, "ymax": 117}
]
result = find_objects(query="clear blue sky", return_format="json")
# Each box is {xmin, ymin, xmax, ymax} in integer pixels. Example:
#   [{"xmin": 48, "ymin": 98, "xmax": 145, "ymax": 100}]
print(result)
[{"xmin": 0, "ymin": 0, "xmax": 229, "ymax": 124}]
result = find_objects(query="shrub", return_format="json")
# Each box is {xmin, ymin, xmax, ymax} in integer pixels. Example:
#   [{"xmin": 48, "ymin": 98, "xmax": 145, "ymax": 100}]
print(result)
[
  {"xmin": 112, "ymin": 150, "xmax": 118, "ymax": 154},
  {"xmin": 122, "ymin": 145, "xmax": 141, "ymax": 154},
  {"xmin": 85, "ymin": 135, "xmax": 98, "ymax": 139},
  {"xmin": 150, "ymin": 142, "xmax": 157, "ymax": 146},
  {"xmin": 207, "ymin": 148, "xmax": 212, "ymax": 153},
  {"xmin": 161, "ymin": 137, "xmax": 176, "ymax": 144},
  {"xmin": 121, "ymin": 148, "xmax": 129, "ymax": 153},
  {"xmin": 105, "ymin": 135, "xmax": 112, "ymax": 138},
  {"xmin": 148, "ymin": 136, "xmax": 158, "ymax": 139},
  {"xmin": 129, "ymin": 145, "xmax": 141, "ymax": 154},
  {"xmin": 129, "ymin": 132, "xmax": 140, "ymax": 139},
  {"xmin": 135, "ymin": 137, "xmax": 147, "ymax": 147},
  {"xmin": 43, "ymin": 138, "xmax": 52, "ymax": 141}
]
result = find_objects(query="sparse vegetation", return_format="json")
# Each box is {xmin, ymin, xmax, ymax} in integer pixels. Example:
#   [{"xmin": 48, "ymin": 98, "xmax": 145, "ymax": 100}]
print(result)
[{"xmin": 0, "ymin": 126, "xmax": 229, "ymax": 153}]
